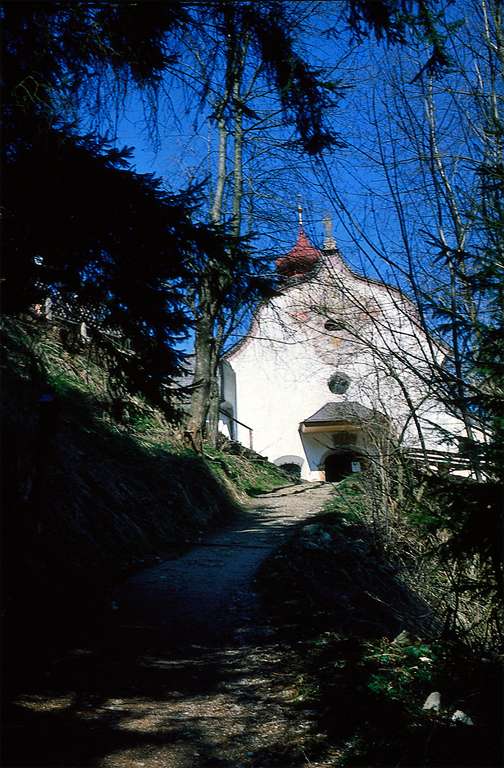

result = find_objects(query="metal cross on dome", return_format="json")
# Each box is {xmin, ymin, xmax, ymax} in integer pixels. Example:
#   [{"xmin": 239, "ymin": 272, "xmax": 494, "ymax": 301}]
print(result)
[{"xmin": 297, "ymin": 195, "xmax": 303, "ymax": 227}]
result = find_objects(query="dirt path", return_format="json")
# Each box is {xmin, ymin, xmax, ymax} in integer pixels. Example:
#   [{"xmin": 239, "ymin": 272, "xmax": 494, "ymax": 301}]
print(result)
[
  {"xmin": 5, "ymin": 483, "xmax": 339, "ymax": 768},
  {"xmin": 115, "ymin": 482, "xmax": 332, "ymax": 647}
]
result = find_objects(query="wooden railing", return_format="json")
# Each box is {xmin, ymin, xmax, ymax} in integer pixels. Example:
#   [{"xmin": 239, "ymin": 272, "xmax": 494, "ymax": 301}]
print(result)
[
  {"xmin": 402, "ymin": 447, "xmax": 487, "ymax": 473},
  {"xmin": 219, "ymin": 409, "xmax": 254, "ymax": 450}
]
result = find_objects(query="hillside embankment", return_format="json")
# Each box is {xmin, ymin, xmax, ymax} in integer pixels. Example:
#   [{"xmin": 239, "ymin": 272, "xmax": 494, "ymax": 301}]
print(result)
[
  {"xmin": 1, "ymin": 315, "xmax": 292, "ymax": 688},
  {"xmin": 1, "ymin": 315, "xmax": 502, "ymax": 768},
  {"xmin": 1, "ymin": 483, "xmax": 333, "ymax": 768},
  {"xmin": 255, "ymin": 478, "xmax": 503, "ymax": 768},
  {"xmin": 2, "ymin": 469, "xmax": 501, "ymax": 768}
]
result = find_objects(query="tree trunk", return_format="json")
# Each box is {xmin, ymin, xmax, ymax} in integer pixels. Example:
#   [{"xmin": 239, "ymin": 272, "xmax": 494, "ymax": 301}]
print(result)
[
  {"xmin": 206, "ymin": 322, "xmax": 224, "ymax": 447},
  {"xmin": 231, "ymin": 71, "xmax": 244, "ymax": 238},
  {"xmin": 206, "ymin": 79, "xmax": 245, "ymax": 445},
  {"xmin": 204, "ymin": 41, "xmax": 247, "ymax": 448},
  {"xmin": 186, "ymin": 306, "xmax": 215, "ymax": 452},
  {"xmin": 188, "ymin": 32, "xmax": 247, "ymax": 451},
  {"xmin": 211, "ymin": 113, "xmax": 228, "ymax": 225},
  {"xmin": 207, "ymin": 373, "xmax": 221, "ymax": 446}
]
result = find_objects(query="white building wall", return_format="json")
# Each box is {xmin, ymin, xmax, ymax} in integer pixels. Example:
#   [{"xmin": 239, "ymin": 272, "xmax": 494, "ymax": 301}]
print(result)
[
  {"xmin": 218, "ymin": 361, "xmax": 237, "ymax": 440},
  {"xmin": 227, "ymin": 250, "xmax": 466, "ymax": 479}
]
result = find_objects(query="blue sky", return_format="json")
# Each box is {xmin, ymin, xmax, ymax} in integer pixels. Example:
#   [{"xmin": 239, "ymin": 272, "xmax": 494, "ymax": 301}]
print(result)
[
  {"xmin": 79, "ymin": 10, "xmax": 394, "ymax": 274},
  {"xmin": 78, "ymin": 0, "xmax": 484, "ymax": 320}
]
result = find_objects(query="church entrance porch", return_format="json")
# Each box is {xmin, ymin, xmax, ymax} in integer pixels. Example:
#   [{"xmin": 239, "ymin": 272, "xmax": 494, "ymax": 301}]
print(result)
[
  {"xmin": 299, "ymin": 401, "xmax": 389, "ymax": 481},
  {"xmin": 324, "ymin": 451, "xmax": 364, "ymax": 482}
]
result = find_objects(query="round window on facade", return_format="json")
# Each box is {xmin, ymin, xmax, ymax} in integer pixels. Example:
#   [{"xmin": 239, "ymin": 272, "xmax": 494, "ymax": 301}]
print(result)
[
  {"xmin": 328, "ymin": 372, "xmax": 351, "ymax": 394},
  {"xmin": 324, "ymin": 319, "xmax": 344, "ymax": 331}
]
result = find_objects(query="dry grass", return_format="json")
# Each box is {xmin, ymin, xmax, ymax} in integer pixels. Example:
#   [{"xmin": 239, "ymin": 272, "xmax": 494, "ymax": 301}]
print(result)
[{"xmin": 323, "ymin": 470, "xmax": 503, "ymax": 652}]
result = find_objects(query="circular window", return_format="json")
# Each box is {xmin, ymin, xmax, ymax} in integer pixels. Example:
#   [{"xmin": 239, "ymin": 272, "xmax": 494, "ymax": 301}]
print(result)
[
  {"xmin": 324, "ymin": 319, "xmax": 344, "ymax": 331},
  {"xmin": 328, "ymin": 372, "xmax": 351, "ymax": 394}
]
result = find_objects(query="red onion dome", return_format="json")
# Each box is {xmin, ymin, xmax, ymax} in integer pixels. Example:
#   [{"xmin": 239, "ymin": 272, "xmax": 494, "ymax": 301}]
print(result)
[{"xmin": 276, "ymin": 227, "xmax": 321, "ymax": 277}]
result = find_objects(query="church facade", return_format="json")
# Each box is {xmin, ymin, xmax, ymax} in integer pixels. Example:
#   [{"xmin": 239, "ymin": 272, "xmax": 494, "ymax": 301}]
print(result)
[{"xmin": 220, "ymin": 216, "xmax": 467, "ymax": 481}]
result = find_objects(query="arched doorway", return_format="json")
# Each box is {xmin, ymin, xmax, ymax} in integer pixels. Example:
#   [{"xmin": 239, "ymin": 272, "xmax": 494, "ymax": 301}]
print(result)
[
  {"xmin": 274, "ymin": 455, "xmax": 304, "ymax": 480},
  {"xmin": 324, "ymin": 452, "xmax": 362, "ymax": 482}
]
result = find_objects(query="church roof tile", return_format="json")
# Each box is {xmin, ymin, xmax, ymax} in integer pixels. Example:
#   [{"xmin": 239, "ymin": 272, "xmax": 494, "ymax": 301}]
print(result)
[
  {"xmin": 303, "ymin": 401, "xmax": 386, "ymax": 424},
  {"xmin": 276, "ymin": 226, "xmax": 321, "ymax": 277}
]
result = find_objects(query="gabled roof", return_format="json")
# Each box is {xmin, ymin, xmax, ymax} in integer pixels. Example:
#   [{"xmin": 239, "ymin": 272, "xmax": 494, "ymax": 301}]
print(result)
[
  {"xmin": 303, "ymin": 401, "xmax": 385, "ymax": 424},
  {"xmin": 225, "ymin": 218, "xmax": 429, "ymax": 362}
]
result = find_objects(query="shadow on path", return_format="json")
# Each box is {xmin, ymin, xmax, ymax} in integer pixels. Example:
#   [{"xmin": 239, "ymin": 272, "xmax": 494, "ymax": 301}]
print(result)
[{"xmin": 2, "ymin": 483, "xmax": 334, "ymax": 768}]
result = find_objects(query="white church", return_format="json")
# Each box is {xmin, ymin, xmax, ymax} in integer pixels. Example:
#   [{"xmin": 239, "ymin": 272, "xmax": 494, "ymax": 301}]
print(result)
[{"xmin": 218, "ymin": 212, "xmax": 469, "ymax": 481}]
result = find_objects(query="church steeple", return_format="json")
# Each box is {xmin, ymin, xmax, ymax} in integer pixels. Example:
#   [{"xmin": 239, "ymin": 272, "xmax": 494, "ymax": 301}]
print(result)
[
  {"xmin": 275, "ymin": 203, "xmax": 321, "ymax": 277},
  {"xmin": 297, "ymin": 201, "xmax": 304, "ymax": 227}
]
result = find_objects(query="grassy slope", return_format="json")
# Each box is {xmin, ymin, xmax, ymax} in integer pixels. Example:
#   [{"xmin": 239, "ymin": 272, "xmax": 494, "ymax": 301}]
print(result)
[
  {"xmin": 1, "ymin": 315, "xmax": 292, "ymax": 665},
  {"xmin": 256, "ymin": 476, "xmax": 502, "ymax": 767}
]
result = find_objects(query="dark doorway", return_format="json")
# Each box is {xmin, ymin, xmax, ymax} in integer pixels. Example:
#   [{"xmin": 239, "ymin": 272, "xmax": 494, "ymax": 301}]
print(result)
[
  {"xmin": 325, "ymin": 452, "xmax": 355, "ymax": 482},
  {"xmin": 278, "ymin": 462, "xmax": 302, "ymax": 480}
]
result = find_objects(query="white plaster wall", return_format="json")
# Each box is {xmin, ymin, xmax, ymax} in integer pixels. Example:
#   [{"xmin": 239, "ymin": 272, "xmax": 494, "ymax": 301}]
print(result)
[
  {"xmin": 219, "ymin": 361, "xmax": 237, "ymax": 412},
  {"xmin": 217, "ymin": 361, "xmax": 237, "ymax": 440},
  {"xmin": 227, "ymin": 252, "xmax": 467, "ymax": 478}
]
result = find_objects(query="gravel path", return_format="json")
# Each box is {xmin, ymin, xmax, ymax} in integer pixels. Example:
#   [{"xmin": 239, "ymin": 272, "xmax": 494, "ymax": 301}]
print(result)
[
  {"xmin": 114, "ymin": 482, "xmax": 333, "ymax": 646},
  {"xmin": 6, "ymin": 482, "xmax": 339, "ymax": 768}
]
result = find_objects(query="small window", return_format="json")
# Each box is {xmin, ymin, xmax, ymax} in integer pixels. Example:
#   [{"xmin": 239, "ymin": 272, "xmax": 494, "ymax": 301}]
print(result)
[
  {"xmin": 324, "ymin": 319, "xmax": 344, "ymax": 331},
  {"xmin": 328, "ymin": 372, "xmax": 351, "ymax": 394}
]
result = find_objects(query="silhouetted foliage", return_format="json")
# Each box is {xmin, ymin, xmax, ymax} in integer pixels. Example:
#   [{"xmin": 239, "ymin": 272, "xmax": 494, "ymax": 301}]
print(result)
[
  {"xmin": 471, "ymin": 160, "xmax": 504, "ymax": 483},
  {"xmin": 1, "ymin": 0, "xmax": 344, "ymax": 403},
  {"xmin": 344, "ymin": 0, "xmax": 450, "ymax": 76},
  {"xmin": 1, "ymin": 3, "xmax": 208, "ymax": 396},
  {"xmin": 2, "ymin": 1, "xmax": 448, "ymax": 405}
]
